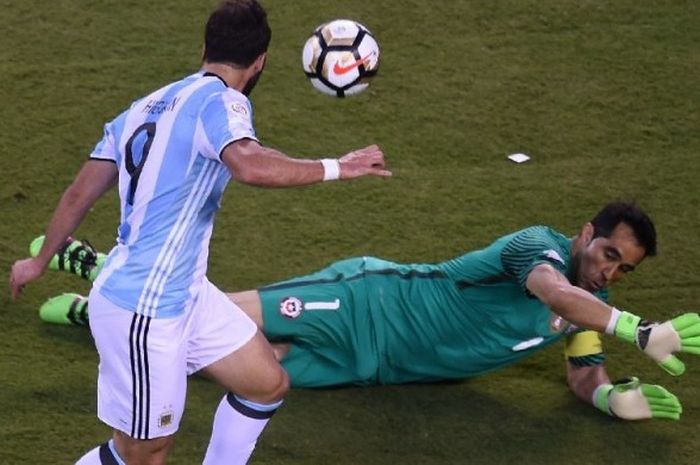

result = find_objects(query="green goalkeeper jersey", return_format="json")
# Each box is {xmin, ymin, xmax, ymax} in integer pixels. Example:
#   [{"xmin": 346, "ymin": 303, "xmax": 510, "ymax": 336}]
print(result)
[
  {"xmin": 260, "ymin": 225, "xmax": 607, "ymax": 386},
  {"xmin": 371, "ymin": 226, "xmax": 590, "ymax": 384}
]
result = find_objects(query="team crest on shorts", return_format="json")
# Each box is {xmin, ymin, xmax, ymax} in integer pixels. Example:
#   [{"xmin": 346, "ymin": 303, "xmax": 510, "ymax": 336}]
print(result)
[
  {"xmin": 279, "ymin": 296, "xmax": 304, "ymax": 319},
  {"xmin": 158, "ymin": 410, "xmax": 174, "ymax": 429}
]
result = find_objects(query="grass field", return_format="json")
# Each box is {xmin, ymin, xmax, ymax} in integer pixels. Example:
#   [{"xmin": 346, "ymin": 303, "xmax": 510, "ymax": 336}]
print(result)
[{"xmin": 1, "ymin": 0, "xmax": 699, "ymax": 463}]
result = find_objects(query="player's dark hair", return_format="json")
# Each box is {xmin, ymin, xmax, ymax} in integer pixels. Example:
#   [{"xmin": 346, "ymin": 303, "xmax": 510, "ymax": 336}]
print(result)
[
  {"xmin": 591, "ymin": 202, "xmax": 657, "ymax": 257},
  {"xmin": 203, "ymin": 0, "xmax": 271, "ymax": 67}
]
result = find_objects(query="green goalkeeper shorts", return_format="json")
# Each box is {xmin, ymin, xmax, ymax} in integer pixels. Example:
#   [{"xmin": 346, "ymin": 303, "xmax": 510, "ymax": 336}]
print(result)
[{"xmin": 257, "ymin": 257, "xmax": 380, "ymax": 388}]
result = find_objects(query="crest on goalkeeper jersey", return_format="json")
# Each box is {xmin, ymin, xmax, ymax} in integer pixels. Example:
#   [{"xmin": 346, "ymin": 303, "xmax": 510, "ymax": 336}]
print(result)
[{"xmin": 279, "ymin": 296, "xmax": 304, "ymax": 319}]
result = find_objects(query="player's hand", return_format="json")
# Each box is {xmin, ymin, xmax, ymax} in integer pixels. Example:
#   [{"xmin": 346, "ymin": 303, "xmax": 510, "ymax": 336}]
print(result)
[
  {"xmin": 594, "ymin": 377, "xmax": 681, "ymax": 420},
  {"xmin": 615, "ymin": 311, "xmax": 700, "ymax": 376},
  {"xmin": 9, "ymin": 257, "xmax": 46, "ymax": 300},
  {"xmin": 338, "ymin": 145, "xmax": 392, "ymax": 179}
]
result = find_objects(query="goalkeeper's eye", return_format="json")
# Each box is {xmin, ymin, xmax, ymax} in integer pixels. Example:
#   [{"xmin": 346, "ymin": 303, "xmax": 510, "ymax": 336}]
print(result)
[
  {"xmin": 619, "ymin": 264, "xmax": 634, "ymax": 274},
  {"xmin": 604, "ymin": 247, "xmax": 621, "ymax": 261}
]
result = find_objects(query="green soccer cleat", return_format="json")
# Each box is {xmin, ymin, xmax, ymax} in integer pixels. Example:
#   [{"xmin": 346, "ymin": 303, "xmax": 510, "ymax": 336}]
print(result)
[
  {"xmin": 39, "ymin": 293, "xmax": 89, "ymax": 326},
  {"xmin": 29, "ymin": 235, "xmax": 106, "ymax": 281}
]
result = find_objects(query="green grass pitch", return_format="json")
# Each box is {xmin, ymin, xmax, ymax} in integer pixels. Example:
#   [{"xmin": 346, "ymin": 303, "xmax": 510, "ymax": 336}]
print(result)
[{"xmin": 1, "ymin": 1, "xmax": 699, "ymax": 463}]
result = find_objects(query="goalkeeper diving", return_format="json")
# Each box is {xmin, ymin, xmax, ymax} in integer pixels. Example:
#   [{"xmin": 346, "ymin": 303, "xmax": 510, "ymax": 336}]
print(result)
[{"xmin": 25, "ymin": 201, "xmax": 700, "ymax": 421}]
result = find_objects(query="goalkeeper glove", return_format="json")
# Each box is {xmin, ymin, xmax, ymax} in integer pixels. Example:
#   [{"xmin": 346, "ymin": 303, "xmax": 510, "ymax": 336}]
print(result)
[
  {"xmin": 614, "ymin": 312, "xmax": 700, "ymax": 375},
  {"xmin": 593, "ymin": 377, "xmax": 681, "ymax": 420}
]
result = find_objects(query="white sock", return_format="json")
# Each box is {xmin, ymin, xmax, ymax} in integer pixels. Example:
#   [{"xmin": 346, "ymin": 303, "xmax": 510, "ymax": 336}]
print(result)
[
  {"xmin": 75, "ymin": 440, "xmax": 125, "ymax": 465},
  {"xmin": 202, "ymin": 393, "xmax": 283, "ymax": 465}
]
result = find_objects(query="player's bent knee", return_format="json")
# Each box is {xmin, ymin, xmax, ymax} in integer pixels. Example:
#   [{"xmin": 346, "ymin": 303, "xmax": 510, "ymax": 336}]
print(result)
[
  {"xmin": 202, "ymin": 330, "xmax": 289, "ymax": 402},
  {"xmin": 275, "ymin": 367, "xmax": 290, "ymax": 398},
  {"xmin": 254, "ymin": 365, "xmax": 289, "ymax": 404}
]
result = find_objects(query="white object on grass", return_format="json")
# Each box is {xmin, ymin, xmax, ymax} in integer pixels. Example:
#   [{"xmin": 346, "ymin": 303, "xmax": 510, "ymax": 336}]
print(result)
[{"xmin": 508, "ymin": 153, "xmax": 530, "ymax": 163}]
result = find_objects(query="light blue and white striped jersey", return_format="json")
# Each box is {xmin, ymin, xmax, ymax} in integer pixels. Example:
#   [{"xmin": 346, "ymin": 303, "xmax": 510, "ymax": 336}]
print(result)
[{"xmin": 90, "ymin": 72, "xmax": 257, "ymax": 318}]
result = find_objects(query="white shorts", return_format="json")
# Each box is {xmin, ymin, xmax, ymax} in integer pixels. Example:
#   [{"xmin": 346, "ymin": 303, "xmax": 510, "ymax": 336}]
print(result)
[{"xmin": 88, "ymin": 278, "xmax": 257, "ymax": 439}]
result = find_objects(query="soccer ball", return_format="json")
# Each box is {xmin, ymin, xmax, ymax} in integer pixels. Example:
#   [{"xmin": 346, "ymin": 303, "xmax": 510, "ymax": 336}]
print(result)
[{"xmin": 302, "ymin": 19, "xmax": 380, "ymax": 98}]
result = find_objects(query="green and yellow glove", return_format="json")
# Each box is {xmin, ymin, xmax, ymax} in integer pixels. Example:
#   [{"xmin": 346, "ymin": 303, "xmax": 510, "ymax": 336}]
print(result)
[
  {"xmin": 614, "ymin": 312, "xmax": 700, "ymax": 376},
  {"xmin": 593, "ymin": 377, "xmax": 681, "ymax": 420}
]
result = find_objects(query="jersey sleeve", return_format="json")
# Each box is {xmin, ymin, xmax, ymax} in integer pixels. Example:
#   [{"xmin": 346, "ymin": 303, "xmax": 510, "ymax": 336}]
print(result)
[
  {"xmin": 90, "ymin": 121, "xmax": 118, "ymax": 163},
  {"xmin": 500, "ymin": 226, "xmax": 570, "ymax": 292},
  {"xmin": 197, "ymin": 90, "xmax": 258, "ymax": 162},
  {"xmin": 564, "ymin": 330, "xmax": 606, "ymax": 367}
]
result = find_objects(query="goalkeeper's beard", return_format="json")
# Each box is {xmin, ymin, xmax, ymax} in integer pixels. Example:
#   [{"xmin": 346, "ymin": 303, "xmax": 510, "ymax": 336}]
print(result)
[
  {"xmin": 569, "ymin": 250, "xmax": 583, "ymax": 288},
  {"xmin": 569, "ymin": 249, "xmax": 600, "ymax": 292}
]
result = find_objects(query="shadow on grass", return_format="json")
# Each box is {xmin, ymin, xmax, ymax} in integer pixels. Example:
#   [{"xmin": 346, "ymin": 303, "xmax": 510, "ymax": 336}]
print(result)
[{"xmin": 251, "ymin": 379, "xmax": 676, "ymax": 465}]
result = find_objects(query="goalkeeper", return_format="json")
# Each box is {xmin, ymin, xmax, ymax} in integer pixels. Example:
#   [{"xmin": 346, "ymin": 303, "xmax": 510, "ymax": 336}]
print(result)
[{"xmin": 32, "ymin": 201, "xmax": 700, "ymax": 421}]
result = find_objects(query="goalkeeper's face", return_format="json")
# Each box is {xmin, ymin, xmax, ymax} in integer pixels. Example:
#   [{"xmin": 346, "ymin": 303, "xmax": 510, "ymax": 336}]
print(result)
[{"xmin": 573, "ymin": 222, "xmax": 647, "ymax": 292}]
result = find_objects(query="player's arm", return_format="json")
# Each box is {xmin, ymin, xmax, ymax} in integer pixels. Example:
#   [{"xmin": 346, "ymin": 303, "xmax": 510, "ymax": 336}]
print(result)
[
  {"xmin": 528, "ymin": 263, "xmax": 700, "ymax": 376},
  {"xmin": 221, "ymin": 138, "xmax": 391, "ymax": 187},
  {"xmin": 9, "ymin": 159, "xmax": 117, "ymax": 299},
  {"xmin": 527, "ymin": 263, "xmax": 613, "ymax": 332},
  {"xmin": 565, "ymin": 331, "xmax": 681, "ymax": 420}
]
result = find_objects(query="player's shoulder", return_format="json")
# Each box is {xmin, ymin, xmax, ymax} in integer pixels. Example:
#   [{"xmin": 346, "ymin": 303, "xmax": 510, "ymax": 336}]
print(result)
[
  {"xmin": 495, "ymin": 225, "xmax": 563, "ymax": 247},
  {"xmin": 501, "ymin": 225, "xmax": 571, "ymax": 262},
  {"xmin": 200, "ymin": 85, "xmax": 253, "ymax": 118},
  {"xmin": 508, "ymin": 225, "xmax": 569, "ymax": 247},
  {"xmin": 196, "ymin": 73, "xmax": 249, "ymax": 103},
  {"xmin": 515, "ymin": 224, "xmax": 565, "ymax": 238}
]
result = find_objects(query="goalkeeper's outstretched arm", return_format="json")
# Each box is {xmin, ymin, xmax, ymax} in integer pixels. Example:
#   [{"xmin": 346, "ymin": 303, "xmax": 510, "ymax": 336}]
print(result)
[{"xmin": 528, "ymin": 262, "xmax": 700, "ymax": 376}]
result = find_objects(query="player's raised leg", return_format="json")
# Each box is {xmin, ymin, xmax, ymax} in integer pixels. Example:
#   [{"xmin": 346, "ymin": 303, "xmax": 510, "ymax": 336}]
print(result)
[
  {"xmin": 201, "ymin": 331, "xmax": 288, "ymax": 464},
  {"xmin": 197, "ymin": 284, "xmax": 288, "ymax": 465}
]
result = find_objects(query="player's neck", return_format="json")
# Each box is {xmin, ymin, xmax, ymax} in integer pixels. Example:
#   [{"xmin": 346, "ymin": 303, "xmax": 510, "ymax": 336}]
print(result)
[{"xmin": 200, "ymin": 62, "xmax": 248, "ymax": 93}]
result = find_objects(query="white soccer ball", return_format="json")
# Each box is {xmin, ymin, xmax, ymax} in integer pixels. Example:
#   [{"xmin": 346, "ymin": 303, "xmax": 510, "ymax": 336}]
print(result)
[{"xmin": 301, "ymin": 19, "xmax": 380, "ymax": 98}]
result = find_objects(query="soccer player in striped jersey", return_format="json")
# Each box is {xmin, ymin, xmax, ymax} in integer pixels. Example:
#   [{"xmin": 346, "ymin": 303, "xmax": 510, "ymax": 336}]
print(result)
[
  {"xmin": 34, "ymin": 202, "xmax": 700, "ymax": 422},
  {"xmin": 8, "ymin": 1, "xmax": 390, "ymax": 464}
]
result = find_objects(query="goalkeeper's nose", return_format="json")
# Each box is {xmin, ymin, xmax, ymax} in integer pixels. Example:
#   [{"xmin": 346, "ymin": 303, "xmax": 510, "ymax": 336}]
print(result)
[{"xmin": 603, "ymin": 264, "xmax": 624, "ymax": 285}]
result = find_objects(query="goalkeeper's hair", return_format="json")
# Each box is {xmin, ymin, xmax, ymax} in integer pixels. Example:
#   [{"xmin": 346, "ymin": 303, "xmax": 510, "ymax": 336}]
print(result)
[
  {"xmin": 203, "ymin": 0, "xmax": 271, "ymax": 68},
  {"xmin": 591, "ymin": 201, "xmax": 657, "ymax": 257}
]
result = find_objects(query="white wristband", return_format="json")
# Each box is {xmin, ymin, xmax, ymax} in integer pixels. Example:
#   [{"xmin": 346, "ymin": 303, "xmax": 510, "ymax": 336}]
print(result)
[
  {"xmin": 605, "ymin": 307, "xmax": 622, "ymax": 335},
  {"xmin": 321, "ymin": 158, "xmax": 340, "ymax": 181}
]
